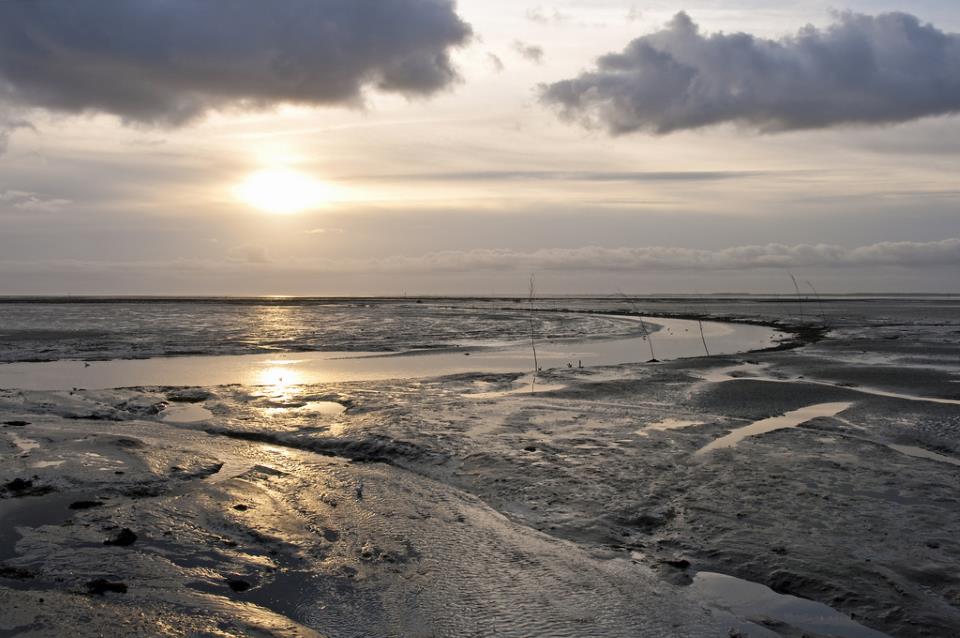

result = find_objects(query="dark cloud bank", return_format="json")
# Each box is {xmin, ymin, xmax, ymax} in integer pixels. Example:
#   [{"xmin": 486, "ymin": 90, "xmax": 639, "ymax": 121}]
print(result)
[
  {"xmin": 0, "ymin": 0, "xmax": 471, "ymax": 128},
  {"xmin": 7, "ymin": 239, "xmax": 957, "ymax": 277},
  {"xmin": 541, "ymin": 11, "xmax": 960, "ymax": 134}
]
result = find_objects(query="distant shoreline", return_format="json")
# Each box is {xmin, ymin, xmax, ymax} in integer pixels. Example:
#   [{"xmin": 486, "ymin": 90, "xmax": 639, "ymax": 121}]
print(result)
[{"xmin": 1, "ymin": 293, "xmax": 959, "ymax": 304}]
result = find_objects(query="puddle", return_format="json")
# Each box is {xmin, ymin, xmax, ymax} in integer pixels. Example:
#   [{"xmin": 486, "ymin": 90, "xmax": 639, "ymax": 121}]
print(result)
[
  {"xmin": 0, "ymin": 318, "xmax": 784, "ymax": 391},
  {"xmin": 161, "ymin": 404, "xmax": 214, "ymax": 424},
  {"xmin": 696, "ymin": 402, "xmax": 853, "ymax": 455},
  {"xmin": 887, "ymin": 444, "xmax": 960, "ymax": 468},
  {"xmin": 701, "ymin": 364, "xmax": 960, "ymax": 406},
  {"xmin": 263, "ymin": 401, "xmax": 346, "ymax": 417},
  {"xmin": 639, "ymin": 418, "xmax": 702, "ymax": 436},
  {"xmin": 0, "ymin": 492, "xmax": 85, "ymax": 561},
  {"xmin": 691, "ymin": 571, "xmax": 891, "ymax": 638}
]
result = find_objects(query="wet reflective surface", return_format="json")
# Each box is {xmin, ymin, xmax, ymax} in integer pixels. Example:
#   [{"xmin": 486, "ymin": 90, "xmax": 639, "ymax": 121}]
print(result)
[
  {"xmin": 161, "ymin": 404, "xmax": 214, "ymax": 423},
  {"xmin": 0, "ymin": 317, "xmax": 783, "ymax": 391},
  {"xmin": 886, "ymin": 444, "xmax": 960, "ymax": 468},
  {"xmin": 690, "ymin": 572, "xmax": 891, "ymax": 637},
  {"xmin": 696, "ymin": 402, "xmax": 854, "ymax": 455}
]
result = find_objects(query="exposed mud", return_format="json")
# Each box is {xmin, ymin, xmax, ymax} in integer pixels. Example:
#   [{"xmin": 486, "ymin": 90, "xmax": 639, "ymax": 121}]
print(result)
[{"xmin": 2, "ymin": 298, "xmax": 959, "ymax": 637}]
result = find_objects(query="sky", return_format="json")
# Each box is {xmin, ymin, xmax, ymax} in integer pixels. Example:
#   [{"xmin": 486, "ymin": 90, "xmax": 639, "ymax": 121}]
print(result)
[{"xmin": 0, "ymin": 0, "xmax": 958, "ymax": 296}]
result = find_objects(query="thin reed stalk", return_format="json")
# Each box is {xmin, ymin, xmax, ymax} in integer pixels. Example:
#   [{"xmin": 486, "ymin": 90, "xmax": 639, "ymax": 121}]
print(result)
[
  {"xmin": 787, "ymin": 271, "xmax": 805, "ymax": 323},
  {"xmin": 806, "ymin": 281, "xmax": 828, "ymax": 327},
  {"xmin": 618, "ymin": 291, "xmax": 657, "ymax": 362},
  {"xmin": 528, "ymin": 275, "xmax": 539, "ymax": 387},
  {"xmin": 698, "ymin": 318, "xmax": 710, "ymax": 356}
]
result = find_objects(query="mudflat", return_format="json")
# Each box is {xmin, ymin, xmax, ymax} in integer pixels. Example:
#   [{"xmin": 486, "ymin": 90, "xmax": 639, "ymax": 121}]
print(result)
[{"xmin": 1, "ymin": 297, "xmax": 958, "ymax": 637}]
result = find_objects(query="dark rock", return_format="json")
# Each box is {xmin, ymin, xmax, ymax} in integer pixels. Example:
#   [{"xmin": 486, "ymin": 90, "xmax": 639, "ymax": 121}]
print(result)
[
  {"xmin": 3, "ymin": 421, "xmax": 29, "ymax": 427},
  {"xmin": 227, "ymin": 578, "xmax": 252, "ymax": 592},
  {"xmin": 523, "ymin": 445, "xmax": 538, "ymax": 452},
  {"xmin": 104, "ymin": 528, "xmax": 138, "ymax": 547},
  {"xmin": 662, "ymin": 558, "xmax": 691, "ymax": 570},
  {"xmin": 69, "ymin": 500, "xmax": 104, "ymax": 510},
  {"xmin": 233, "ymin": 504, "xmax": 250, "ymax": 512},
  {"xmin": 87, "ymin": 579, "xmax": 128, "ymax": 595}
]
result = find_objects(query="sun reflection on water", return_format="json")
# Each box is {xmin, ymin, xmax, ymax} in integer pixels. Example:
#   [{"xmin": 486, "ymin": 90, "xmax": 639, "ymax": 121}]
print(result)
[{"xmin": 257, "ymin": 363, "xmax": 305, "ymax": 396}]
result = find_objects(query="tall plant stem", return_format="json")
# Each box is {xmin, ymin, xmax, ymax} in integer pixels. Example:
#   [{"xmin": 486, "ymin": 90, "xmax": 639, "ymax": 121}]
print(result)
[
  {"xmin": 618, "ymin": 290, "xmax": 657, "ymax": 362},
  {"xmin": 806, "ymin": 281, "xmax": 828, "ymax": 327},
  {"xmin": 528, "ymin": 275, "xmax": 539, "ymax": 386},
  {"xmin": 788, "ymin": 271, "xmax": 805, "ymax": 323}
]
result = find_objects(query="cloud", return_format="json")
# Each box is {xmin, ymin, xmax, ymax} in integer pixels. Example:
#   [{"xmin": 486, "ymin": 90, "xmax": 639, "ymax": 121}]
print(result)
[
  {"xmin": 226, "ymin": 245, "xmax": 270, "ymax": 264},
  {"xmin": 357, "ymin": 239, "xmax": 960, "ymax": 273},
  {"xmin": 513, "ymin": 41, "xmax": 545, "ymax": 64},
  {"xmin": 526, "ymin": 7, "xmax": 570, "ymax": 26},
  {"xmin": 540, "ymin": 11, "xmax": 960, "ymax": 134},
  {"xmin": 487, "ymin": 53, "xmax": 505, "ymax": 73},
  {"xmin": 0, "ymin": 0, "xmax": 472, "ymax": 127},
  {"xmin": 0, "ymin": 103, "xmax": 34, "ymax": 152},
  {"xmin": 365, "ymin": 169, "xmax": 788, "ymax": 182},
  {"xmin": 0, "ymin": 189, "xmax": 71, "ymax": 212},
  {"xmin": 3, "ymin": 240, "xmax": 958, "ymax": 289}
]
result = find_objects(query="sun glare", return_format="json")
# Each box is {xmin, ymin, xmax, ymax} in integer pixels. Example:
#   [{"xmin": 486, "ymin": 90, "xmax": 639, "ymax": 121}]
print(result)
[{"xmin": 235, "ymin": 169, "xmax": 334, "ymax": 214}]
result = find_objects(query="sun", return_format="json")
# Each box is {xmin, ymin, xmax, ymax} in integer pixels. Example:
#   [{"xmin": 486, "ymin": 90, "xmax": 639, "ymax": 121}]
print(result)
[{"xmin": 235, "ymin": 169, "xmax": 334, "ymax": 214}]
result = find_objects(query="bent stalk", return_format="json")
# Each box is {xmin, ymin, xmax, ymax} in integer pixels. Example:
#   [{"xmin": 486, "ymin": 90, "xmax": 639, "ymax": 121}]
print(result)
[
  {"xmin": 618, "ymin": 290, "xmax": 657, "ymax": 362},
  {"xmin": 787, "ymin": 271, "xmax": 805, "ymax": 323}
]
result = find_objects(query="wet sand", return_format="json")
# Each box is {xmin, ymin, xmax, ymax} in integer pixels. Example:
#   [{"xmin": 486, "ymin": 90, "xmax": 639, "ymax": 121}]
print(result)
[{"xmin": 2, "ymin": 301, "xmax": 959, "ymax": 637}]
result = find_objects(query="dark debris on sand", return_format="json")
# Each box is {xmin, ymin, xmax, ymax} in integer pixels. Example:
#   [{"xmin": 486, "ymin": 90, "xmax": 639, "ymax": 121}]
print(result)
[
  {"xmin": 86, "ymin": 579, "xmax": 128, "ymax": 595},
  {"xmin": 0, "ymin": 565, "xmax": 34, "ymax": 580},
  {"xmin": 226, "ymin": 578, "xmax": 252, "ymax": 593},
  {"xmin": 69, "ymin": 500, "xmax": 104, "ymax": 510},
  {"xmin": 2, "ymin": 478, "xmax": 55, "ymax": 498},
  {"xmin": 104, "ymin": 528, "xmax": 138, "ymax": 547}
]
